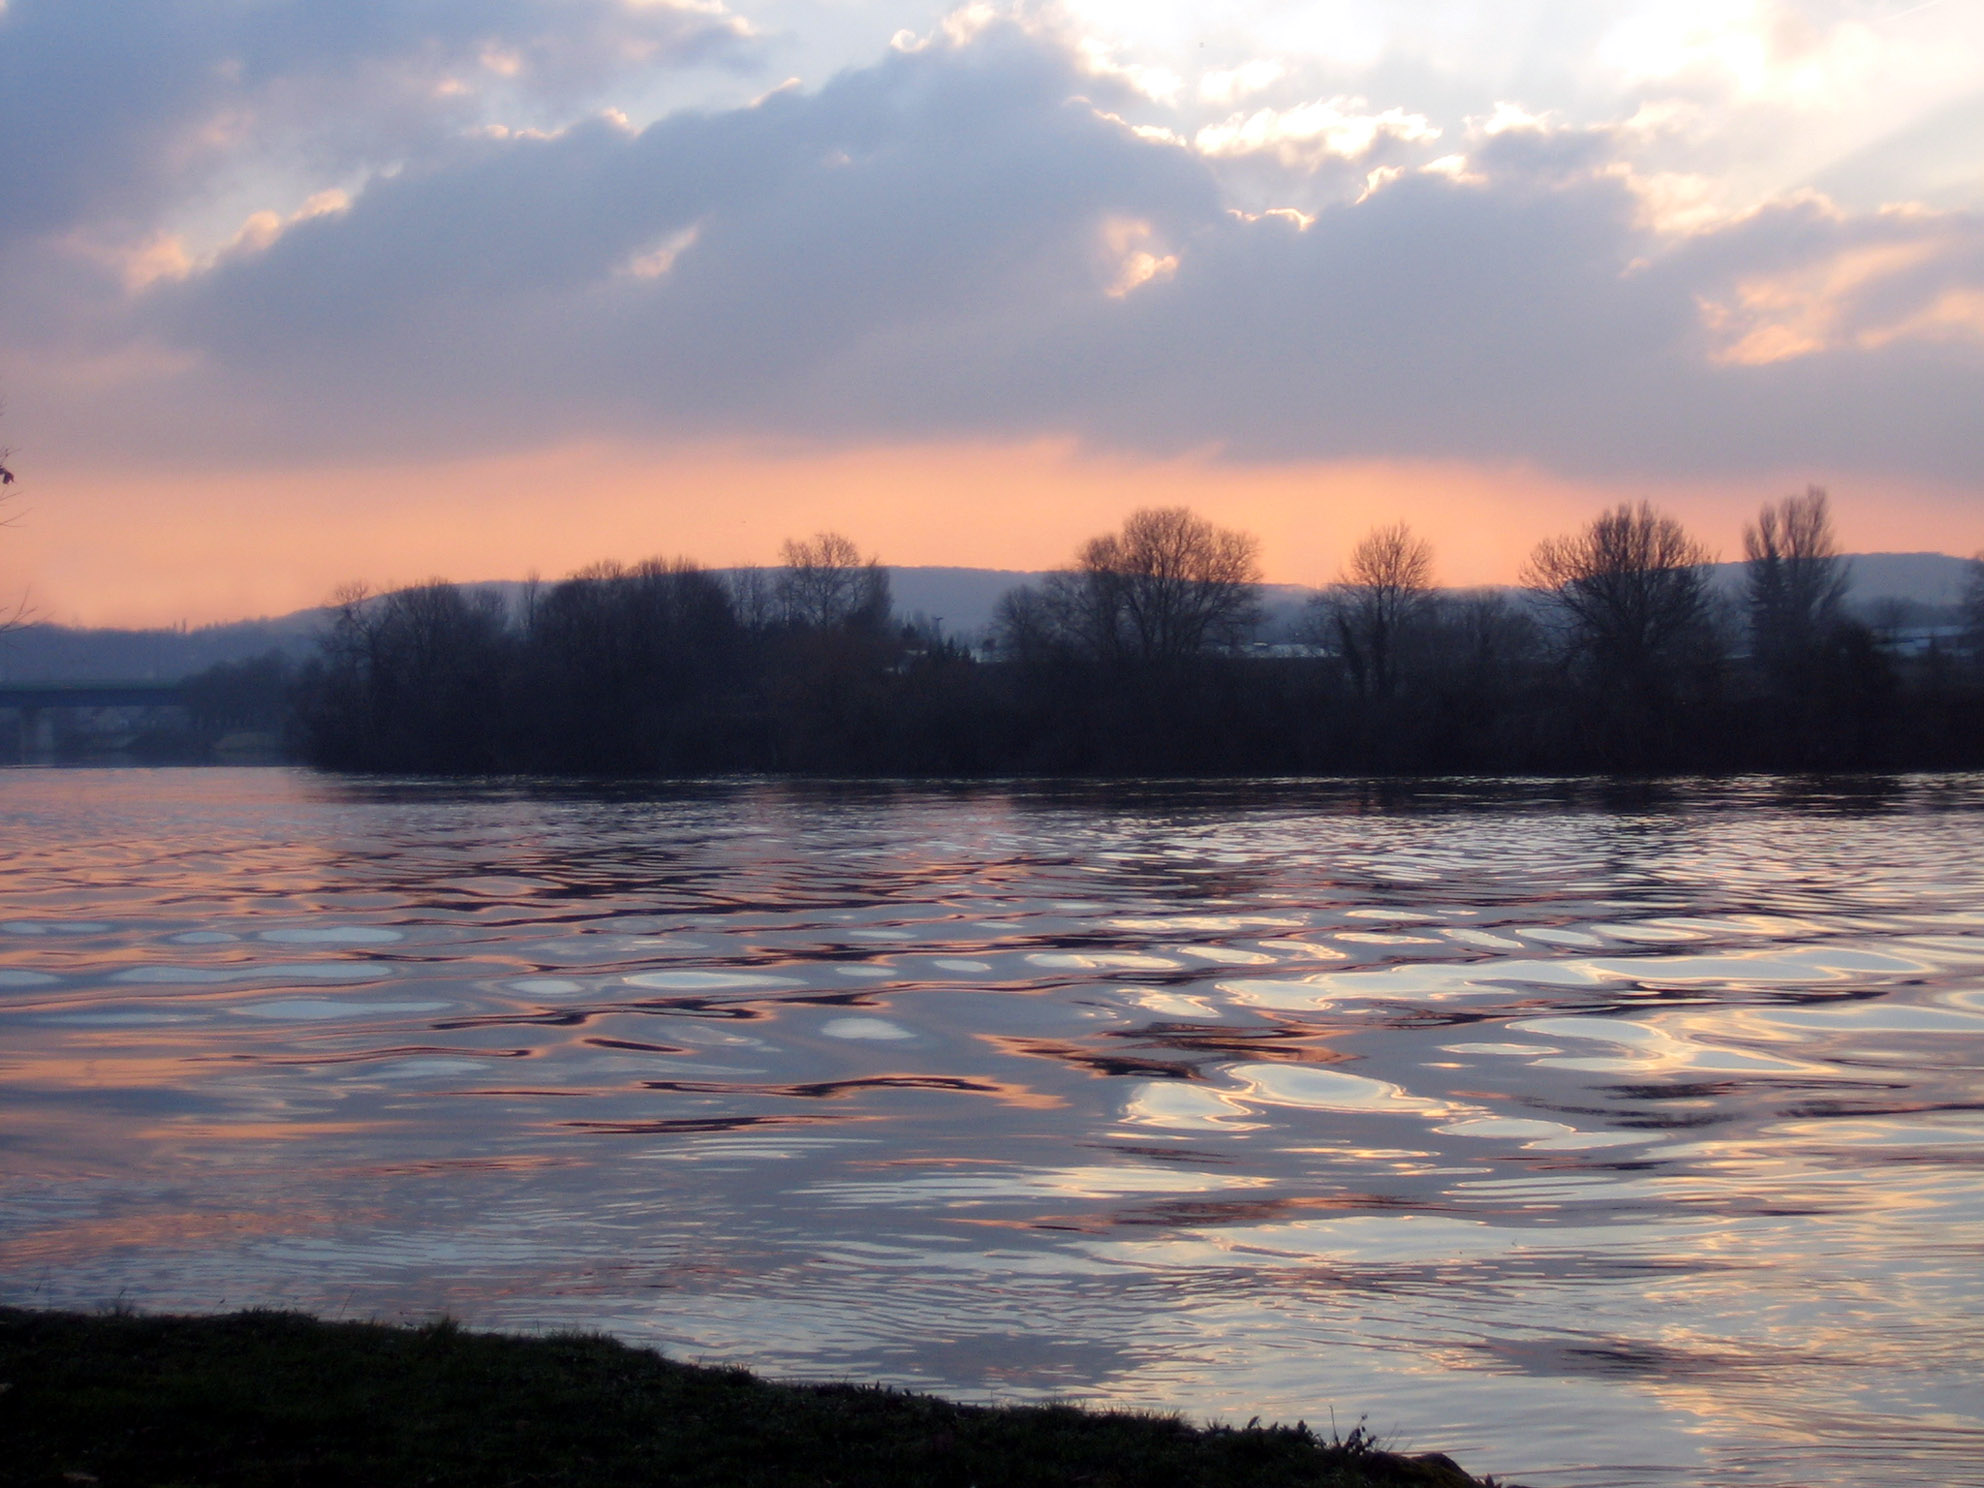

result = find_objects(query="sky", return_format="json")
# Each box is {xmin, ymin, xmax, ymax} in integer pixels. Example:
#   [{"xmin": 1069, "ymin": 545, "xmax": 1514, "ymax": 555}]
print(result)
[{"xmin": 3, "ymin": 0, "xmax": 1983, "ymax": 626}]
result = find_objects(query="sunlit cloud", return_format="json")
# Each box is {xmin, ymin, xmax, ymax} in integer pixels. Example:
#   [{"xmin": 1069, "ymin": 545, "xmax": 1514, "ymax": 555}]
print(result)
[
  {"xmin": 623, "ymin": 222, "xmax": 701, "ymax": 279},
  {"xmin": 1417, "ymin": 154, "xmax": 1477, "ymax": 185},
  {"xmin": 1197, "ymin": 59, "xmax": 1283, "ymax": 107},
  {"xmin": 1099, "ymin": 216, "xmax": 1177, "ymax": 297},
  {"xmin": 1076, "ymin": 36, "xmax": 1182, "ymax": 105},
  {"xmin": 119, "ymin": 233, "xmax": 197, "ymax": 293},
  {"xmin": 1088, "ymin": 107, "xmax": 1186, "ymax": 148},
  {"xmin": 1475, "ymin": 101, "xmax": 1556, "ymax": 138},
  {"xmin": 99, "ymin": 187, "xmax": 354, "ymax": 292},
  {"xmin": 1194, "ymin": 97, "xmax": 1440, "ymax": 168},
  {"xmin": 1227, "ymin": 205, "xmax": 1314, "ymax": 229},
  {"xmin": 1597, "ymin": 1, "xmax": 1886, "ymax": 109},
  {"xmin": 1860, "ymin": 286, "xmax": 1984, "ymax": 350},
  {"xmin": 939, "ymin": 3, "xmax": 1005, "ymax": 47},
  {"xmin": 1697, "ymin": 231, "xmax": 1980, "ymax": 365},
  {"xmin": 227, "ymin": 190, "xmax": 352, "ymax": 257},
  {"xmin": 1617, "ymin": 168, "xmax": 1735, "ymax": 235}
]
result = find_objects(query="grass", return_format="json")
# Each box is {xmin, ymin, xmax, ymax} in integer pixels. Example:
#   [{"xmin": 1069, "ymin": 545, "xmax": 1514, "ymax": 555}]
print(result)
[{"xmin": 0, "ymin": 1307, "xmax": 1510, "ymax": 1487}]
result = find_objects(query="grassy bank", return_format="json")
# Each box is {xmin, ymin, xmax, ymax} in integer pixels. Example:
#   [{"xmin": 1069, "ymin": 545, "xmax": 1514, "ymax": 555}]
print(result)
[{"xmin": 0, "ymin": 1308, "xmax": 1510, "ymax": 1487}]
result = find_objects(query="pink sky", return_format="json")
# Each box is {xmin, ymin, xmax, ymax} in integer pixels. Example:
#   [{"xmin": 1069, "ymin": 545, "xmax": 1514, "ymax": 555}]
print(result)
[{"xmin": 11, "ymin": 440, "xmax": 1977, "ymax": 628}]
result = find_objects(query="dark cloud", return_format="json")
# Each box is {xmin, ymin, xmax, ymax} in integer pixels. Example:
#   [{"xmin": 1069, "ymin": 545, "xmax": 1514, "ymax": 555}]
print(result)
[
  {"xmin": 0, "ymin": 0, "xmax": 748, "ymax": 247},
  {"xmin": 11, "ymin": 14, "xmax": 1984, "ymax": 486}
]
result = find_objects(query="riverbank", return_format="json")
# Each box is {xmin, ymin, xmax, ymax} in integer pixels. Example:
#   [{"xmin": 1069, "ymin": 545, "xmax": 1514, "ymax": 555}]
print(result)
[{"xmin": 0, "ymin": 1308, "xmax": 1507, "ymax": 1487}]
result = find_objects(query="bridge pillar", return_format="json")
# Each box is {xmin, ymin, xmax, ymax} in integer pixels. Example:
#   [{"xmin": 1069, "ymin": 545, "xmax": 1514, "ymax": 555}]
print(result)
[{"xmin": 20, "ymin": 706, "xmax": 56, "ymax": 760}]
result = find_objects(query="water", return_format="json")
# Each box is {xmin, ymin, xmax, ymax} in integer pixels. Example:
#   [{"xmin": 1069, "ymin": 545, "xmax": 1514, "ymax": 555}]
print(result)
[{"xmin": 3, "ymin": 768, "xmax": 1982, "ymax": 1487}]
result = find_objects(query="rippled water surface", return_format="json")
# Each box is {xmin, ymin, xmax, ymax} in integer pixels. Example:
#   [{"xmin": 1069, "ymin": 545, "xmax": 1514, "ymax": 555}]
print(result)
[{"xmin": 4, "ymin": 768, "xmax": 1984, "ymax": 1486}]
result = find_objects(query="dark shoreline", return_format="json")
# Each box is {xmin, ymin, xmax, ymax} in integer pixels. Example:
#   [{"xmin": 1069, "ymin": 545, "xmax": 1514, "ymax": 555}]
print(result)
[{"xmin": 0, "ymin": 1307, "xmax": 1513, "ymax": 1487}]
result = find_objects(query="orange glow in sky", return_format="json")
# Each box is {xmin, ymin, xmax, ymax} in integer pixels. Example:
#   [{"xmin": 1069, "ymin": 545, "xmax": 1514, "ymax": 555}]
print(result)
[{"xmin": 8, "ymin": 441, "xmax": 1980, "ymax": 628}]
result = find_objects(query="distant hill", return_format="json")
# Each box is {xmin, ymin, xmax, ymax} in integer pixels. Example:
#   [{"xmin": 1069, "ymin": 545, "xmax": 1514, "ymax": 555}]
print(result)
[
  {"xmin": 4, "ymin": 553, "xmax": 1971, "ymax": 682},
  {"xmin": 0, "ymin": 611, "xmax": 329, "ymax": 683},
  {"xmin": 885, "ymin": 568, "xmax": 1317, "ymax": 638},
  {"xmin": 870, "ymin": 567, "xmax": 1042, "ymax": 635},
  {"xmin": 1706, "ymin": 551, "xmax": 1976, "ymax": 608}
]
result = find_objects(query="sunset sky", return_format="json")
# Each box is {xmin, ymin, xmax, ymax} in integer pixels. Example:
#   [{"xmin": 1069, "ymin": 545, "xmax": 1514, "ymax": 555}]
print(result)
[{"xmin": 4, "ymin": 0, "xmax": 1983, "ymax": 626}]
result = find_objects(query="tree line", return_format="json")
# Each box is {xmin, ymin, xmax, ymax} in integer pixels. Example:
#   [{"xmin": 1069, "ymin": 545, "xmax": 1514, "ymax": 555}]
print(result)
[{"xmin": 287, "ymin": 491, "xmax": 1984, "ymax": 775}]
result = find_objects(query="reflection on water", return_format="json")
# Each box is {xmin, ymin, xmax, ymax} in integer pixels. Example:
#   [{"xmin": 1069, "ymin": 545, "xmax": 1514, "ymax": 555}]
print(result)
[{"xmin": 4, "ymin": 769, "xmax": 1984, "ymax": 1487}]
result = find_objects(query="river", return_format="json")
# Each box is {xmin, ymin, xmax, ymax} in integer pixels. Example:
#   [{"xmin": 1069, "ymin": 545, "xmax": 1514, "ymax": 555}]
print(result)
[{"xmin": 2, "ymin": 768, "xmax": 1982, "ymax": 1486}]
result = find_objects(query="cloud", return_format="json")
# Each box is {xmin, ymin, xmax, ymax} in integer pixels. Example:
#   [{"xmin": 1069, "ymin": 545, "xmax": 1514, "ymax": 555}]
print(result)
[
  {"xmin": 1194, "ymin": 97, "xmax": 1439, "ymax": 169},
  {"xmin": 1664, "ymin": 193, "xmax": 1984, "ymax": 363},
  {"xmin": 10, "ymin": 10, "xmax": 1984, "ymax": 491},
  {"xmin": 0, "ymin": 0, "xmax": 750, "ymax": 252},
  {"xmin": 1596, "ymin": 1, "xmax": 1882, "ymax": 109},
  {"xmin": 1582, "ymin": 0, "xmax": 1984, "ymax": 217},
  {"xmin": 1198, "ymin": 59, "xmax": 1283, "ymax": 108}
]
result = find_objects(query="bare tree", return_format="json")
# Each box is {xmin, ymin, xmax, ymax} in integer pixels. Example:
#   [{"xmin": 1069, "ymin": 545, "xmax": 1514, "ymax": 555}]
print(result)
[
  {"xmin": 305, "ymin": 579, "xmax": 512, "ymax": 770},
  {"xmin": 1316, "ymin": 522, "xmax": 1433, "ymax": 698},
  {"xmin": 1425, "ymin": 588, "xmax": 1543, "ymax": 676},
  {"xmin": 990, "ymin": 582, "xmax": 1059, "ymax": 664},
  {"xmin": 726, "ymin": 566, "xmax": 778, "ymax": 632},
  {"xmin": 1744, "ymin": 486, "xmax": 1850, "ymax": 671},
  {"xmin": 776, "ymin": 532, "xmax": 891, "ymax": 631},
  {"xmin": 1523, "ymin": 501, "xmax": 1714, "ymax": 694},
  {"xmin": 323, "ymin": 581, "xmax": 379, "ymax": 670},
  {"xmin": 1062, "ymin": 507, "xmax": 1262, "ymax": 665}
]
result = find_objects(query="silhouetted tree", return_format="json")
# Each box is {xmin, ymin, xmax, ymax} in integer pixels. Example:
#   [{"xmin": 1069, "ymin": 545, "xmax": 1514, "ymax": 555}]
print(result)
[
  {"xmin": 1745, "ymin": 486, "xmax": 1850, "ymax": 672},
  {"xmin": 981, "ymin": 509, "xmax": 1265, "ymax": 772},
  {"xmin": 1092, "ymin": 507, "xmax": 1262, "ymax": 663},
  {"xmin": 757, "ymin": 534, "xmax": 898, "ymax": 768},
  {"xmin": 1007, "ymin": 507, "xmax": 1261, "ymax": 667},
  {"xmin": 303, "ymin": 580, "xmax": 512, "ymax": 770},
  {"xmin": 1316, "ymin": 523, "xmax": 1433, "ymax": 699},
  {"xmin": 777, "ymin": 532, "xmax": 891, "ymax": 631},
  {"xmin": 1523, "ymin": 502, "xmax": 1717, "ymax": 763},
  {"xmin": 288, "ymin": 513, "xmax": 1984, "ymax": 777},
  {"xmin": 1737, "ymin": 487, "xmax": 1895, "ymax": 765},
  {"xmin": 726, "ymin": 566, "xmax": 779, "ymax": 633},
  {"xmin": 987, "ymin": 584, "xmax": 1060, "ymax": 664},
  {"xmin": 1525, "ymin": 503, "xmax": 1713, "ymax": 683},
  {"xmin": 520, "ymin": 559, "xmax": 740, "ymax": 770},
  {"xmin": 1410, "ymin": 589, "xmax": 1552, "ymax": 765}
]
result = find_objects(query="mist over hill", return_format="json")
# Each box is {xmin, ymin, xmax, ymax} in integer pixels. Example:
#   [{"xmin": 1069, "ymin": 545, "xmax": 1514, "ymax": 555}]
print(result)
[
  {"xmin": 0, "ymin": 610, "xmax": 330, "ymax": 683},
  {"xmin": 2, "ymin": 553, "xmax": 1973, "ymax": 682}
]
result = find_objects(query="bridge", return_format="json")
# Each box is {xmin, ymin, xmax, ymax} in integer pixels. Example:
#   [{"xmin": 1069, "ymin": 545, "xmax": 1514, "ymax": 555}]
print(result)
[
  {"xmin": 0, "ymin": 680, "xmax": 188, "ymax": 758},
  {"xmin": 0, "ymin": 681, "xmax": 187, "ymax": 709}
]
